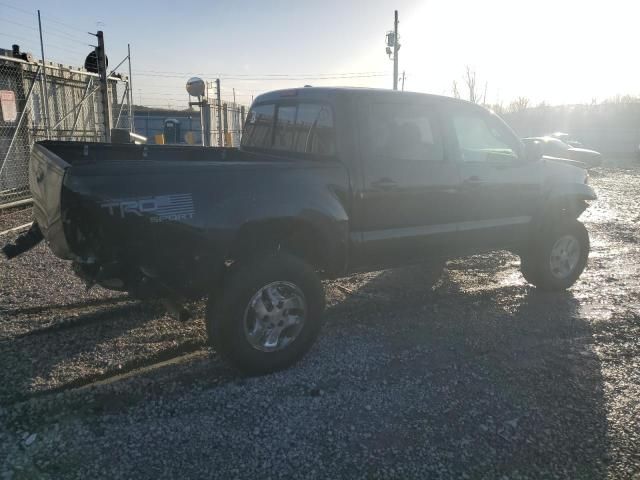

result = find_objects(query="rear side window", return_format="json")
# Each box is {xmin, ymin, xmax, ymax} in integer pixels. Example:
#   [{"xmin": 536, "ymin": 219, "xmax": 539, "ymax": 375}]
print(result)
[
  {"xmin": 242, "ymin": 104, "xmax": 275, "ymax": 149},
  {"xmin": 242, "ymin": 102, "xmax": 335, "ymax": 156},
  {"xmin": 365, "ymin": 103, "xmax": 444, "ymax": 162}
]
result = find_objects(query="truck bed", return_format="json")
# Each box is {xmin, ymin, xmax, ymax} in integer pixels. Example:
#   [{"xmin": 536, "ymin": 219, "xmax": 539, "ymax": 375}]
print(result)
[
  {"xmin": 39, "ymin": 140, "xmax": 261, "ymax": 165},
  {"xmin": 27, "ymin": 140, "xmax": 350, "ymax": 298}
]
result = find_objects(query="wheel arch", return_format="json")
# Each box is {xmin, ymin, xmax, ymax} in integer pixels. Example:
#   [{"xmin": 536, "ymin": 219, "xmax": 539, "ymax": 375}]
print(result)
[
  {"xmin": 537, "ymin": 182, "xmax": 596, "ymax": 225},
  {"xmin": 225, "ymin": 216, "xmax": 348, "ymax": 278}
]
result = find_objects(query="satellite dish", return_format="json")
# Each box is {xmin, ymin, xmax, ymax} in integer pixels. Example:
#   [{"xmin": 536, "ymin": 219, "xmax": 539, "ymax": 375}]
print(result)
[{"xmin": 186, "ymin": 77, "xmax": 206, "ymax": 97}]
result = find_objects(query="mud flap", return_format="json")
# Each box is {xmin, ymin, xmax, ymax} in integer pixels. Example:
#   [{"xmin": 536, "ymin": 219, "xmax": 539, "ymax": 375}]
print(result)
[{"xmin": 2, "ymin": 223, "xmax": 44, "ymax": 259}]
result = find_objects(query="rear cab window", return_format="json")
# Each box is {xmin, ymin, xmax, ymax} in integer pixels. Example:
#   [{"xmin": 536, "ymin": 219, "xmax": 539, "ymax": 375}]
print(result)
[{"xmin": 242, "ymin": 101, "xmax": 335, "ymax": 157}]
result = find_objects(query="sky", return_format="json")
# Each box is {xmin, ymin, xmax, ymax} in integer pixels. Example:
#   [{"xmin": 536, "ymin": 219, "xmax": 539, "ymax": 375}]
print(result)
[{"xmin": 1, "ymin": 0, "xmax": 639, "ymax": 108}]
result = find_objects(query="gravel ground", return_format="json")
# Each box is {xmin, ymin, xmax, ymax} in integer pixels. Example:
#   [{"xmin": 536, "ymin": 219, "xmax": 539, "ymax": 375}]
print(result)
[{"xmin": 1, "ymin": 165, "xmax": 639, "ymax": 479}]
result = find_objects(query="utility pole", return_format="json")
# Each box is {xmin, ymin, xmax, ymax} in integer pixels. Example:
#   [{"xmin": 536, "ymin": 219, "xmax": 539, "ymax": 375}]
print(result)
[
  {"xmin": 215, "ymin": 78, "xmax": 222, "ymax": 147},
  {"xmin": 201, "ymin": 95, "xmax": 210, "ymax": 147},
  {"xmin": 393, "ymin": 10, "xmax": 399, "ymax": 91},
  {"xmin": 401, "ymin": 71, "xmax": 406, "ymax": 91},
  {"xmin": 94, "ymin": 31, "xmax": 112, "ymax": 142}
]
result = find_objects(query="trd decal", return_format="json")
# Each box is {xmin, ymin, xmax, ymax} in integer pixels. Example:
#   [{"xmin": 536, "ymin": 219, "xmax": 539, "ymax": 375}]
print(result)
[{"xmin": 101, "ymin": 193, "xmax": 195, "ymax": 222}]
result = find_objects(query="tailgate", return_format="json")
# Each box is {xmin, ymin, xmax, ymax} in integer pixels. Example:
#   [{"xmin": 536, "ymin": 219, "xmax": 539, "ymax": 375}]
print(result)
[{"xmin": 29, "ymin": 143, "xmax": 73, "ymax": 258}]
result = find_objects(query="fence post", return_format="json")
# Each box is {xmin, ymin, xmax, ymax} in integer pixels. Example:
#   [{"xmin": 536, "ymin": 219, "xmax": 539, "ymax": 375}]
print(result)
[
  {"xmin": 37, "ymin": 10, "xmax": 51, "ymax": 139},
  {"xmin": 127, "ymin": 44, "xmax": 134, "ymax": 133},
  {"xmin": 223, "ymin": 103, "xmax": 228, "ymax": 147},
  {"xmin": 215, "ymin": 78, "xmax": 222, "ymax": 146},
  {"xmin": 240, "ymin": 105, "xmax": 245, "ymax": 137},
  {"xmin": 202, "ymin": 98, "xmax": 211, "ymax": 147}
]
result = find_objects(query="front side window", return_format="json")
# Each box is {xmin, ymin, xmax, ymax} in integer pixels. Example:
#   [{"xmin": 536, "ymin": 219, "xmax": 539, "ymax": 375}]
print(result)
[
  {"xmin": 366, "ymin": 103, "xmax": 444, "ymax": 162},
  {"xmin": 242, "ymin": 102, "xmax": 335, "ymax": 156},
  {"xmin": 451, "ymin": 113, "xmax": 519, "ymax": 163}
]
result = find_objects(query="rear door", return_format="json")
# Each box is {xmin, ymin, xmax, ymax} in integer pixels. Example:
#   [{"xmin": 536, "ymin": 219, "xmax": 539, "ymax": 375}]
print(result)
[
  {"xmin": 353, "ymin": 99, "xmax": 463, "ymax": 267},
  {"xmin": 446, "ymin": 106, "xmax": 542, "ymax": 250}
]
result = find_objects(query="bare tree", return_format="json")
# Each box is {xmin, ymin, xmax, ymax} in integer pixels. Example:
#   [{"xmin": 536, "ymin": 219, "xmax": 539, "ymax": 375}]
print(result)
[
  {"xmin": 464, "ymin": 66, "xmax": 478, "ymax": 103},
  {"xmin": 451, "ymin": 66, "xmax": 485, "ymax": 104},
  {"xmin": 488, "ymin": 102, "xmax": 505, "ymax": 115},
  {"xmin": 603, "ymin": 94, "xmax": 640, "ymax": 104},
  {"xmin": 452, "ymin": 80, "xmax": 460, "ymax": 99},
  {"xmin": 508, "ymin": 96, "xmax": 530, "ymax": 113}
]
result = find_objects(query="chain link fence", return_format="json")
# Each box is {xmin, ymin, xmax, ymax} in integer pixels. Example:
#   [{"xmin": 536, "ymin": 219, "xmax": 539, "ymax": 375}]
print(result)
[
  {"xmin": 135, "ymin": 101, "xmax": 247, "ymax": 147},
  {"xmin": 0, "ymin": 55, "xmax": 129, "ymax": 207},
  {"xmin": 113, "ymin": 77, "xmax": 131, "ymax": 131},
  {"xmin": 207, "ymin": 101, "xmax": 246, "ymax": 147}
]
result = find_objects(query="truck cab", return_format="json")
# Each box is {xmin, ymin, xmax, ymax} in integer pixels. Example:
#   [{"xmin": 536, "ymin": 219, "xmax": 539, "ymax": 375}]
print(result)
[{"xmin": 243, "ymin": 88, "xmax": 593, "ymax": 272}]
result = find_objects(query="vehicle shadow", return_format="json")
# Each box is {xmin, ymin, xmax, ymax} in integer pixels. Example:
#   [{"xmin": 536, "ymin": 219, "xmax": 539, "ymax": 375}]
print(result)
[
  {"xmin": 321, "ymin": 260, "xmax": 608, "ymax": 478},
  {"xmin": 0, "ymin": 300, "xmax": 201, "ymax": 405},
  {"xmin": 1, "ymin": 258, "xmax": 609, "ymax": 478}
]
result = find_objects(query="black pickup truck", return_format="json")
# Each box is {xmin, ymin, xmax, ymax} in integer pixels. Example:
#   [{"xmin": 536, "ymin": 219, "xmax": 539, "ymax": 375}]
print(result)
[{"xmin": 5, "ymin": 87, "xmax": 596, "ymax": 373}]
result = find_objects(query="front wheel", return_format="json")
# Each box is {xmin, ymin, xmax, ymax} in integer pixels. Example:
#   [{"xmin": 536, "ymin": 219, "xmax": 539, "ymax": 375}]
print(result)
[
  {"xmin": 520, "ymin": 220, "xmax": 590, "ymax": 291},
  {"xmin": 206, "ymin": 253, "xmax": 325, "ymax": 375}
]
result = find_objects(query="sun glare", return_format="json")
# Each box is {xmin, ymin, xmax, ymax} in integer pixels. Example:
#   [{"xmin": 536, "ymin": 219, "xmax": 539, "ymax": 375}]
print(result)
[{"xmin": 390, "ymin": 0, "xmax": 640, "ymax": 105}]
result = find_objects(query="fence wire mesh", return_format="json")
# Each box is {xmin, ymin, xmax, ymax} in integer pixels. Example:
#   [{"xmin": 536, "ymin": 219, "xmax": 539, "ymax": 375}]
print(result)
[
  {"xmin": 0, "ymin": 59, "xmax": 34, "ymax": 204},
  {"xmin": 206, "ymin": 100, "xmax": 246, "ymax": 147},
  {"xmin": 0, "ymin": 56, "xmax": 130, "ymax": 206},
  {"xmin": 113, "ymin": 78, "xmax": 131, "ymax": 131}
]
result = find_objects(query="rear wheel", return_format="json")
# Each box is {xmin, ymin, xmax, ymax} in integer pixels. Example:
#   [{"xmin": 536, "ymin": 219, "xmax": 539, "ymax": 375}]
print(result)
[
  {"xmin": 206, "ymin": 253, "xmax": 325, "ymax": 374},
  {"xmin": 520, "ymin": 220, "xmax": 589, "ymax": 291}
]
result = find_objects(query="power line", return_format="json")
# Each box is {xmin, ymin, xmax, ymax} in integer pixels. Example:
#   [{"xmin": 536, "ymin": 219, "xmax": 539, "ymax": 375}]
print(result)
[
  {"xmin": 0, "ymin": 17, "xmax": 38, "ymax": 32},
  {"xmin": 0, "ymin": 1, "xmax": 34, "ymax": 16},
  {"xmin": 134, "ymin": 72, "xmax": 387, "ymax": 81},
  {"xmin": 0, "ymin": 2, "xmax": 94, "ymax": 35},
  {"xmin": 135, "ymin": 69, "xmax": 386, "ymax": 77},
  {"xmin": 0, "ymin": 17, "xmax": 91, "ymax": 47},
  {"xmin": 0, "ymin": 32, "xmax": 38, "ymax": 51},
  {"xmin": 42, "ymin": 25, "xmax": 91, "ymax": 45},
  {"xmin": 43, "ymin": 15, "xmax": 90, "ymax": 34}
]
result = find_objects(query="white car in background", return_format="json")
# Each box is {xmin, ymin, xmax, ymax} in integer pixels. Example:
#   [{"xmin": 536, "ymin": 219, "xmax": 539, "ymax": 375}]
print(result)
[
  {"xmin": 549, "ymin": 132, "xmax": 584, "ymax": 148},
  {"xmin": 523, "ymin": 136, "xmax": 602, "ymax": 168}
]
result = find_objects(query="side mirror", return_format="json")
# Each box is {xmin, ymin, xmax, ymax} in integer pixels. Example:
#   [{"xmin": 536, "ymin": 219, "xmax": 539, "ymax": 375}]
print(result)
[{"xmin": 524, "ymin": 140, "xmax": 544, "ymax": 162}]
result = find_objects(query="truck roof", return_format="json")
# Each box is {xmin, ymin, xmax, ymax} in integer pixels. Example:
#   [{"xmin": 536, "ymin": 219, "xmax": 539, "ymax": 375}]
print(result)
[{"xmin": 253, "ymin": 86, "xmax": 483, "ymax": 110}]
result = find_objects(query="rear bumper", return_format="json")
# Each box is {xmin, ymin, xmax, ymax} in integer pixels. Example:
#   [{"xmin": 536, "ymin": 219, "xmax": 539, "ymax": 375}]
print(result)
[{"xmin": 29, "ymin": 143, "xmax": 73, "ymax": 259}]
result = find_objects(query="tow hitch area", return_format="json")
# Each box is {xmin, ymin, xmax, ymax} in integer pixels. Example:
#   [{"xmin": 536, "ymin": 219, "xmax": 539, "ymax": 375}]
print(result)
[{"xmin": 2, "ymin": 223, "xmax": 44, "ymax": 260}]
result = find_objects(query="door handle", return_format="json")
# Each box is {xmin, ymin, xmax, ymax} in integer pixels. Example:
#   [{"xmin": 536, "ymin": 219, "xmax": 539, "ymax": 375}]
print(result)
[
  {"xmin": 372, "ymin": 179, "xmax": 398, "ymax": 191},
  {"xmin": 463, "ymin": 175, "xmax": 483, "ymax": 184}
]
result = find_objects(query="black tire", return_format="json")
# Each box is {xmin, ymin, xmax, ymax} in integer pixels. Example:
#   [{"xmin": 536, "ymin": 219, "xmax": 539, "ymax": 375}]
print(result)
[
  {"xmin": 519, "ymin": 253, "xmax": 540, "ymax": 285},
  {"xmin": 206, "ymin": 253, "xmax": 325, "ymax": 375},
  {"xmin": 520, "ymin": 220, "xmax": 589, "ymax": 291}
]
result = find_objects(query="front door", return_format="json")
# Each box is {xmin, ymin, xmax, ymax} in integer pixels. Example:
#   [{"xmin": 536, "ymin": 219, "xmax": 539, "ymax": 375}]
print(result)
[
  {"xmin": 352, "ymin": 100, "xmax": 463, "ymax": 268},
  {"xmin": 445, "ymin": 107, "xmax": 542, "ymax": 251}
]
